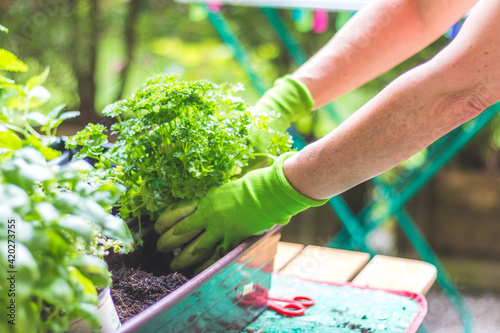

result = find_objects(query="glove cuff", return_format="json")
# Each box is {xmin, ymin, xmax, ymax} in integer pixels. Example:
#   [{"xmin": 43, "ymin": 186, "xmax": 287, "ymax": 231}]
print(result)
[
  {"xmin": 273, "ymin": 152, "xmax": 328, "ymax": 207},
  {"xmin": 250, "ymin": 152, "xmax": 328, "ymax": 225}
]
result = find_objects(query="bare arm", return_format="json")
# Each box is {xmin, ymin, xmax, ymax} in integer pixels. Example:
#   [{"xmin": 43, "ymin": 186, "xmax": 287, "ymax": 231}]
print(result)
[
  {"xmin": 295, "ymin": 0, "xmax": 478, "ymax": 108},
  {"xmin": 285, "ymin": 0, "xmax": 500, "ymax": 199}
]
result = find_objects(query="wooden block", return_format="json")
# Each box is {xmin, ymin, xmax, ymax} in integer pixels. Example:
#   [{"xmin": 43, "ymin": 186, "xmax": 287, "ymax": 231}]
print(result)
[
  {"xmin": 280, "ymin": 245, "xmax": 370, "ymax": 284},
  {"xmin": 351, "ymin": 255, "xmax": 437, "ymax": 294},
  {"xmin": 274, "ymin": 242, "xmax": 305, "ymax": 271}
]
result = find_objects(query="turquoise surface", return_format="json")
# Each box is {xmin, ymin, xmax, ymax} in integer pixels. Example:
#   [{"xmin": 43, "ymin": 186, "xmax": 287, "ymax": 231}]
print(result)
[{"xmin": 243, "ymin": 275, "xmax": 421, "ymax": 333}]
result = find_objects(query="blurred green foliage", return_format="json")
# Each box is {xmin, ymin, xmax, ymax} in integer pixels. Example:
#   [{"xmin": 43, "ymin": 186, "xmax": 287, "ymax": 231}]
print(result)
[
  {"xmin": 1, "ymin": 0, "xmax": 498, "ymax": 171},
  {"xmin": 0, "ymin": 26, "xmax": 81, "ymax": 160}
]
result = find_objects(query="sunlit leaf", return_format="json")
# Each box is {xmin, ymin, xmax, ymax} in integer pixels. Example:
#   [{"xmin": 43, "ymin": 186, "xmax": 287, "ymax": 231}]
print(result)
[
  {"xmin": 69, "ymin": 255, "xmax": 111, "ymax": 287},
  {"xmin": 101, "ymin": 215, "xmax": 134, "ymax": 251},
  {"xmin": 35, "ymin": 202, "xmax": 59, "ymax": 222},
  {"xmin": 0, "ymin": 127, "xmax": 22, "ymax": 150},
  {"xmin": 69, "ymin": 266, "xmax": 98, "ymax": 298},
  {"xmin": 0, "ymin": 75, "xmax": 14, "ymax": 85},
  {"xmin": 26, "ymin": 66, "xmax": 49, "ymax": 91},
  {"xmin": 0, "ymin": 49, "xmax": 28, "ymax": 72},
  {"xmin": 59, "ymin": 110, "xmax": 80, "ymax": 121},
  {"xmin": 47, "ymin": 104, "xmax": 66, "ymax": 119},
  {"xmin": 25, "ymin": 135, "xmax": 61, "ymax": 160},
  {"xmin": 57, "ymin": 215, "xmax": 92, "ymax": 242},
  {"xmin": 28, "ymin": 86, "xmax": 51, "ymax": 108},
  {"xmin": 26, "ymin": 111, "xmax": 49, "ymax": 126}
]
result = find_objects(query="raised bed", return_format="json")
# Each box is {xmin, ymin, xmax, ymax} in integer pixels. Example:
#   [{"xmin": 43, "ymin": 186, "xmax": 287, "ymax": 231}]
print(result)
[
  {"xmin": 114, "ymin": 225, "xmax": 282, "ymax": 332},
  {"xmin": 48, "ymin": 138, "xmax": 282, "ymax": 332}
]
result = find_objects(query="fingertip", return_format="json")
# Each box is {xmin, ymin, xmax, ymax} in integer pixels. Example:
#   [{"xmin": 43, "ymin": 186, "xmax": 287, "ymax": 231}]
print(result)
[
  {"xmin": 156, "ymin": 225, "xmax": 202, "ymax": 253},
  {"xmin": 169, "ymin": 233, "xmax": 212, "ymax": 271},
  {"xmin": 191, "ymin": 233, "xmax": 219, "ymax": 256},
  {"xmin": 155, "ymin": 201, "xmax": 198, "ymax": 234},
  {"xmin": 172, "ymin": 213, "xmax": 202, "ymax": 235}
]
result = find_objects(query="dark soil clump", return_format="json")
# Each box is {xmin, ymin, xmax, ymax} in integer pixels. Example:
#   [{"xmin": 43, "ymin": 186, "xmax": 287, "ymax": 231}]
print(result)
[
  {"xmin": 110, "ymin": 264, "xmax": 188, "ymax": 323},
  {"xmin": 341, "ymin": 322, "xmax": 373, "ymax": 333}
]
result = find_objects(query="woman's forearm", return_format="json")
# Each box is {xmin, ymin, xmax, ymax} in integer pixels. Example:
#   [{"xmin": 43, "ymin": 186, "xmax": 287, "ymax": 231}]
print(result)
[
  {"xmin": 294, "ymin": 0, "xmax": 478, "ymax": 109},
  {"xmin": 285, "ymin": 64, "xmax": 474, "ymax": 199},
  {"xmin": 285, "ymin": 0, "xmax": 500, "ymax": 199}
]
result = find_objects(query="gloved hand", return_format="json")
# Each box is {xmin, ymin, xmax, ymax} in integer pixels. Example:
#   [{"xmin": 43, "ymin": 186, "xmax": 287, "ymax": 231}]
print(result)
[
  {"xmin": 247, "ymin": 75, "xmax": 315, "ymax": 170},
  {"xmin": 253, "ymin": 74, "xmax": 315, "ymax": 132},
  {"xmin": 155, "ymin": 152, "xmax": 327, "ymax": 272}
]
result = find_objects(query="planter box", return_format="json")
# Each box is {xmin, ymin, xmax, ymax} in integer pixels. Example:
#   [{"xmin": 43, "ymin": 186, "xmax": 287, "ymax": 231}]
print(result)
[{"xmin": 117, "ymin": 226, "xmax": 282, "ymax": 333}]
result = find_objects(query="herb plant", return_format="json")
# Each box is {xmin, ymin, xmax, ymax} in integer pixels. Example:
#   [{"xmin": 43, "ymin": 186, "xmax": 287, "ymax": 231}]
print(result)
[
  {"xmin": 0, "ymin": 147, "xmax": 134, "ymax": 333},
  {"xmin": 0, "ymin": 24, "xmax": 134, "ymax": 333},
  {"xmin": 67, "ymin": 75, "xmax": 292, "ymax": 228}
]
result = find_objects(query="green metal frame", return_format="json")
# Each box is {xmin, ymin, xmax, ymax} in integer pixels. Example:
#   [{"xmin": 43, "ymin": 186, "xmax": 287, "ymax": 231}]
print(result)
[{"xmin": 201, "ymin": 5, "xmax": 500, "ymax": 332}]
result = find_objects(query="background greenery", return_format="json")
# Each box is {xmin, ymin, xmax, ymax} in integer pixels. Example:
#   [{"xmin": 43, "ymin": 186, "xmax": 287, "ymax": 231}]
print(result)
[{"xmin": 2, "ymin": 0, "xmax": 499, "ymax": 172}]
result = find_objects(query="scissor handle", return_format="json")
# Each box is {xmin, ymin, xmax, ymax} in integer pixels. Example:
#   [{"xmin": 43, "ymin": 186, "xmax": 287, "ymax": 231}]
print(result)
[
  {"xmin": 252, "ymin": 284, "xmax": 268, "ymax": 295},
  {"xmin": 237, "ymin": 294, "xmax": 259, "ymax": 307},
  {"xmin": 291, "ymin": 296, "xmax": 314, "ymax": 307},
  {"xmin": 267, "ymin": 299, "xmax": 306, "ymax": 316},
  {"xmin": 268, "ymin": 296, "xmax": 314, "ymax": 308},
  {"xmin": 236, "ymin": 284, "xmax": 269, "ymax": 308}
]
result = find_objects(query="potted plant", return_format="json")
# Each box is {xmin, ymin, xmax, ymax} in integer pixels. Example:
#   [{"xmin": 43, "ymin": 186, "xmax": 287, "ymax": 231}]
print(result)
[
  {"xmin": 67, "ymin": 75, "xmax": 291, "ymax": 231},
  {"xmin": 0, "ymin": 26, "xmax": 134, "ymax": 332},
  {"xmin": 0, "ymin": 147, "xmax": 134, "ymax": 333},
  {"xmin": 66, "ymin": 75, "xmax": 291, "ymax": 331}
]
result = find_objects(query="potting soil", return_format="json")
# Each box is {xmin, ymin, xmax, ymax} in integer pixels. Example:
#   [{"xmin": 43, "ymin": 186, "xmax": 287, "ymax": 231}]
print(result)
[
  {"xmin": 110, "ymin": 264, "xmax": 188, "ymax": 322},
  {"xmin": 243, "ymin": 274, "xmax": 426, "ymax": 333}
]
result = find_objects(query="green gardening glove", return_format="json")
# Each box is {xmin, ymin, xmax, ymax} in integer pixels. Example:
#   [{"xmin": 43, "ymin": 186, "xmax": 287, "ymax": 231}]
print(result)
[
  {"xmin": 246, "ymin": 75, "xmax": 315, "ymax": 170},
  {"xmin": 253, "ymin": 74, "xmax": 315, "ymax": 132},
  {"xmin": 155, "ymin": 152, "xmax": 327, "ymax": 273}
]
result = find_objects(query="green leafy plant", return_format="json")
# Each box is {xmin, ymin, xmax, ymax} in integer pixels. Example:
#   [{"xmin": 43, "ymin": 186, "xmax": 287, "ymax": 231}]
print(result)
[
  {"xmin": 67, "ymin": 75, "xmax": 292, "ymax": 232},
  {"xmin": 0, "ymin": 25, "xmax": 80, "ymax": 160},
  {"xmin": 0, "ymin": 147, "xmax": 134, "ymax": 333}
]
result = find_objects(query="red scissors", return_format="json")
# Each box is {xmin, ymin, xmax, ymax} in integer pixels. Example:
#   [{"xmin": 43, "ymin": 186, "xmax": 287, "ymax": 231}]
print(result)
[{"xmin": 237, "ymin": 284, "xmax": 314, "ymax": 316}]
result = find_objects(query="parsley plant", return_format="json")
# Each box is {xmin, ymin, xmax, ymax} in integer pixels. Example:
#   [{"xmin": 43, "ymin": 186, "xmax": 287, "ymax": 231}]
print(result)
[{"xmin": 67, "ymin": 75, "xmax": 292, "ymax": 229}]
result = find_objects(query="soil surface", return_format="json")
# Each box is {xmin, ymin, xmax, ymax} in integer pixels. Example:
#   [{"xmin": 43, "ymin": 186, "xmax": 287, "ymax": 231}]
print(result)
[
  {"xmin": 110, "ymin": 264, "xmax": 188, "ymax": 323},
  {"xmin": 106, "ymin": 224, "xmax": 190, "ymax": 323}
]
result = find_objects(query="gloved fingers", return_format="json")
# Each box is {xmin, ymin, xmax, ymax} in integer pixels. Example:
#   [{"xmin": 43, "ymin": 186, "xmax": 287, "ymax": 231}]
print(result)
[
  {"xmin": 172, "ymin": 209, "xmax": 205, "ymax": 235},
  {"xmin": 192, "ymin": 245, "xmax": 225, "ymax": 275},
  {"xmin": 156, "ymin": 220, "xmax": 204, "ymax": 253},
  {"xmin": 154, "ymin": 200, "xmax": 198, "ymax": 234},
  {"xmin": 170, "ymin": 231, "xmax": 213, "ymax": 271},
  {"xmin": 191, "ymin": 230, "xmax": 221, "ymax": 256}
]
